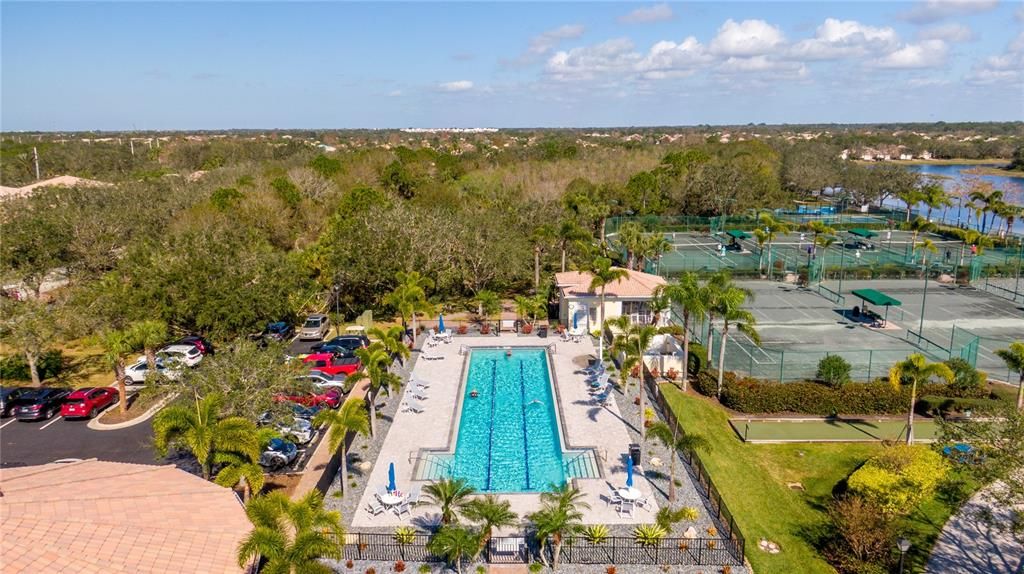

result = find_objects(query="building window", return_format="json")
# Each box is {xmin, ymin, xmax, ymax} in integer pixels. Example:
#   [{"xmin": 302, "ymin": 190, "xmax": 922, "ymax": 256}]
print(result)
[
  {"xmin": 589, "ymin": 307, "xmax": 597, "ymax": 324},
  {"xmin": 622, "ymin": 301, "xmax": 652, "ymax": 323}
]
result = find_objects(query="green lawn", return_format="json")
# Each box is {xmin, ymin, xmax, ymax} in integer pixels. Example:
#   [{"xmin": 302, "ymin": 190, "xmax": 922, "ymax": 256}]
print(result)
[
  {"xmin": 731, "ymin": 418, "xmax": 939, "ymax": 442},
  {"xmin": 662, "ymin": 384, "xmax": 975, "ymax": 574}
]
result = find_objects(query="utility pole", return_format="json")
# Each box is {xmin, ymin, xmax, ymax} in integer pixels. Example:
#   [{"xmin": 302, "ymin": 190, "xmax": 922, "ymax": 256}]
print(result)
[
  {"xmin": 32, "ymin": 147, "xmax": 40, "ymax": 181},
  {"xmin": 129, "ymin": 139, "xmax": 135, "ymax": 158}
]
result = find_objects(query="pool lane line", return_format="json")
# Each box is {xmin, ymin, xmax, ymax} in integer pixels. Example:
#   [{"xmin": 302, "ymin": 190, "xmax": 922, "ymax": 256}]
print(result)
[
  {"xmin": 485, "ymin": 359, "xmax": 497, "ymax": 491},
  {"xmin": 518, "ymin": 360, "xmax": 531, "ymax": 491}
]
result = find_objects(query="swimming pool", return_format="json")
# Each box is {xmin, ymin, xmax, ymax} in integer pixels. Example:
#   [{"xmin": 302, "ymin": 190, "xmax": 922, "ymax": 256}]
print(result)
[{"xmin": 451, "ymin": 348, "xmax": 567, "ymax": 492}]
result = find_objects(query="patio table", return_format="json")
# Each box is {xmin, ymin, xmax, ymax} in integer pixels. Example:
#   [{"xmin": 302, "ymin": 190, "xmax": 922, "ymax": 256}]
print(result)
[
  {"xmin": 379, "ymin": 492, "xmax": 405, "ymax": 506},
  {"xmin": 617, "ymin": 487, "xmax": 642, "ymax": 501}
]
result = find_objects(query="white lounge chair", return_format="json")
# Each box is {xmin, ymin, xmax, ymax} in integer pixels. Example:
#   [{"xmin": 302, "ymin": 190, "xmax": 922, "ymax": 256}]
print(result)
[
  {"xmin": 407, "ymin": 388, "xmax": 428, "ymax": 401},
  {"xmin": 402, "ymin": 400, "xmax": 425, "ymax": 413},
  {"xmin": 420, "ymin": 351, "xmax": 444, "ymax": 361},
  {"xmin": 410, "ymin": 377, "xmax": 431, "ymax": 388},
  {"xmin": 393, "ymin": 500, "xmax": 412, "ymax": 518},
  {"xmin": 376, "ymin": 486, "xmax": 389, "ymax": 499},
  {"xmin": 635, "ymin": 495, "xmax": 652, "ymax": 510},
  {"xmin": 434, "ymin": 330, "xmax": 453, "ymax": 343},
  {"xmin": 406, "ymin": 485, "xmax": 422, "ymax": 506},
  {"xmin": 366, "ymin": 500, "xmax": 386, "ymax": 516},
  {"xmin": 606, "ymin": 484, "xmax": 622, "ymax": 507}
]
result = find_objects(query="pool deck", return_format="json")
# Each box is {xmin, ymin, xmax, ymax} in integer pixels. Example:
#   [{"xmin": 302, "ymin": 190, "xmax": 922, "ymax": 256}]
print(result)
[{"xmin": 351, "ymin": 334, "xmax": 660, "ymax": 528}]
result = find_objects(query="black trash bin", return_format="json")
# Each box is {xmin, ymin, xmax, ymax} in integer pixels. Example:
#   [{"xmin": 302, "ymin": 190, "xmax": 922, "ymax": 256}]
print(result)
[{"xmin": 629, "ymin": 443, "xmax": 641, "ymax": 466}]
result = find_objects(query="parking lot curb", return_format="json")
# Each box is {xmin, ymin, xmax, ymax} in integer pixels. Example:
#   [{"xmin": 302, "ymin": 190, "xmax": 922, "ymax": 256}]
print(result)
[{"xmin": 88, "ymin": 392, "xmax": 178, "ymax": 431}]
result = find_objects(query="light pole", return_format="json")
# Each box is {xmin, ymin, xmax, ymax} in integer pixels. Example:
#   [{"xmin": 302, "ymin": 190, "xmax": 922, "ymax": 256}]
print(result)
[
  {"xmin": 332, "ymin": 284, "xmax": 341, "ymax": 337},
  {"xmin": 837, "ymin": 232, "xmax": 847, "ymax": 297},
  {"xmin": 919, "ymin": 252, "xmax": 929, "ymax": 338},
  {"xmin": 897, "ymin": 537, "xmax": 911, "ymax": 574}
]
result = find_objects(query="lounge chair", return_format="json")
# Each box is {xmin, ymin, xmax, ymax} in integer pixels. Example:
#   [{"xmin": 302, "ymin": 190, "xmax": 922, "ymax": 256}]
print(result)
[
  {"xmin": 420, "ymin": 351, "xmax": 444, "ymax": 361},
  {"xmin": 617, "ymin": 500, "xmax": 635, "ymax": 518},
  {"xmin": 393, "ymin": 500, "xmax": 411, "ymax": 518},
  {"xmin": 406, "ymin": 485, "xmax": 422, "ymax": 506},
  {"xmin": 366, "ymin": 500, "xmax": 386, "ymax": 516},
  {"xmin": 591, "ymin": 391, "xmax": 611, "ymax": 407},
  {"xmin": 434, "ymin": 330, "xmax": 453, "ymax": 343},
  {"xmin": 606, "ymin": 484, "xmax": 622, "ymax": 507},
  {"xmin": 407, "ymin": 388, "xmax": 428, "ymax": 401},
  {"xmin": 635, "ymin": 495, "xmax": 652, "ymax": 510},
  {"xmin": 376, "ymin": 486, "xmax": 389, "ymax": 499},
  {"xmin": 402, "ymin": 400, "xmax": 425, "ymax": 413},
  {"xmin": 410, "ymin": 377, "xmax": 431, "ymax": 388}
]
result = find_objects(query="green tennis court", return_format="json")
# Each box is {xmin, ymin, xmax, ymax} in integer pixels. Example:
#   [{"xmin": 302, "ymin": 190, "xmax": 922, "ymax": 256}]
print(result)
[{"xmin": 730, "ymin": 417, "xmax": 940, "ymax": 443}]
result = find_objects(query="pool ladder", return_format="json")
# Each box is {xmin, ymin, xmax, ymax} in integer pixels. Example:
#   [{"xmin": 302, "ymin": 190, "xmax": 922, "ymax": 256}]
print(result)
[{"xmin": 563, "ymin": 449, "xmax": 603, "ymax": 480}]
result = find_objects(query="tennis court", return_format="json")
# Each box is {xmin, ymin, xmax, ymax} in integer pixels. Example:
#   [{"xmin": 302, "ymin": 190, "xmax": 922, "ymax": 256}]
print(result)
[{"xmin": 729, "ymin": 417, "xmax": 939, "ymax": 443}]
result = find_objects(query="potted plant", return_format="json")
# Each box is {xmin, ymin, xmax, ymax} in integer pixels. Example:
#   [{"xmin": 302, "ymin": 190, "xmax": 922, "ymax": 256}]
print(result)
[
  {"xmin": 480, "ymin": 323, "xmax": 491, "ymax": 335},
  {"xmin": 650, "ymin": 367, "xmax": 661, "ymax": 379},
  {"xmin": 521, "ymin": 323, "xmax": 534, "ymax": 335},
  {"xmin": 643, "ymin": 407, "xmax": 656, "ymax": 428},
  {"xmin": 457, "ymin": 324, "xmax": 468, "ymax": 335},
  {"xmin": 666, "ymin": 368, "xmax": 679, "ymax": 382}
]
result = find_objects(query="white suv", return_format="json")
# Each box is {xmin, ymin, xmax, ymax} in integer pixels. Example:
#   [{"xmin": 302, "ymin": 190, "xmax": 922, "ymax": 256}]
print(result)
[{"xmin": 157, "ymin": 344, "xmax": 204, "ymax": 367}]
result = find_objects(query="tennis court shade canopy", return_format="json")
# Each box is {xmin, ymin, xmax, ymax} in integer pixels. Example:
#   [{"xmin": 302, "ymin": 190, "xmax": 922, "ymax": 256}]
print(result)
[
  {"xmin": 851, "ymin": 289, "xmax": 901, "ymax": 307},
  {"xmin": 848, "ymin": 228, "xmax": 879, "ymax": 239},
  {"xmin": 725, "ymin": 229, "xmax": 751, "ymax": 239}
]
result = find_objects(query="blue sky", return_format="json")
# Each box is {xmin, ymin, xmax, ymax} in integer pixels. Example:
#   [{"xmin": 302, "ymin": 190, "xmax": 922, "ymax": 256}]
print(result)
[{"xmin": 2, "ymin": 1, "xmax": 1022, "ymax": 130}]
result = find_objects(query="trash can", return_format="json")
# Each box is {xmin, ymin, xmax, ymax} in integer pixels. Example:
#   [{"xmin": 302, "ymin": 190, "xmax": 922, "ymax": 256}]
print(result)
[{"xmin": 629, "ymin": 443, "xmax": 641, "ymax": 466}]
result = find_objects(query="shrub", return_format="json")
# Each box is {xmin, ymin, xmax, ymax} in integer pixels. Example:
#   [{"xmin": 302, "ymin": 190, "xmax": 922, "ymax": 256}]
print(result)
[
  {"xmin": 418, "ymin": 565, "xmax": 431, "ymax": 574},
  {"xmin": 394, "ymin": 526, "xmax": 416, "ymax": 545},
  {"xmin": 528, "ymin": 563, "xmax": 543, "ymax": 573},
  {"xmin": 394, "ymin": 561, "xmax": 406, "ymax": 572},
  {"xmin": 822, "ymin": 495, "xmax": 896, "ymax": 574},
  {"xmin": 847, "ymin": 445, "xmax": 949, "ymax": 515},
  {"xmin": 582, "ymin": 524, "xmax": 609, "ymax": 545},
  {"xmin": 655, "ymin": 506, "xmax": 699, "ymax": 533},
  {"xmin": 687, "ymin": 344, "xmax": 706, "ymax": 375},
  {"xmin": 917, "ymin": 395, "xmax": 1005, "ymax": 417},
  {"xmin": 0, "ymin": 350, "xmax": 63, "ymax": 381},
  {"xmin": 633, "ymin": 524, "xmax": 668, "ymax": 547},
  {"xmin": 817, "ymin": 355, "xmax": 852, "ymax": 388},
  {"xmin": 943, "ymin": 358, "xmax": 987, "ymax": 397}
]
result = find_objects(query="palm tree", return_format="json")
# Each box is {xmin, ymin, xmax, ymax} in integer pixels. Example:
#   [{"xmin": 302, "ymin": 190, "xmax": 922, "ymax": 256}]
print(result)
[
  {"xmin": 427, "ymin": 526, "xmax": 479, "ymax": 574},
  {"xmin": 556, "ymin": 219, "xmax": 590, "ymax": 272},
  {"xmin": 100, "ymin": 329, "xmax": 133, "ymax": 414},
  {"xmin": 800, "ymin": 220, "xmax": 835, "ymax": 279},
  {"xmin": 128, "ymin": 319, "xmax": 168, "ymax": 370},
  {"xmin": 514, "ymin": 295, "xmax": 536, "ymax": 326},
  {"xmin": 639, "ymin": 234, "xmax": 671, "ymax": 273},
  {"xmin": 368, "ymin": 324, "xmax": 410, "ymax": 366},
  {"xmin": 313, "ymin": 399, "xmax": 370, "ymax": 496},
  {"xmin": 587, "ymin": 257, "xmax": 629, "ymax": 361},
  {"xmin": 608, "ymin": 315, "xmax": 658, "ymax": 438},
  {"xmin": 237, "ymin": 490, "xmax": 344, "ymax": 574},
  {"xmin": 616, "ymin": 221, "xmax": 645, "ymax": 270},
  {"xmin": 703, "ymin": 272, "xmax": 729, "ymax": 365},
  {"xmin": 384, "ymin": 270, "xmax": 434, "ymax": 348},
  {"xmin": 889, "ymin": 353, "xmax": 954, "ymax": 444},
  {"xmin": 648, "ymin": 285, "xmax": 671, "ymax": 326},
  {"xmin": 955, "ymin": 228, "xmax": 995, "ymax": 267},
  {"xmin": 907, "ymin": 217, "xmax": 936, "ymax": 260},
  {"xmin": 424, "ymin": 477, "xmax": 476, "ymax": 525},
  {"xmin": 530, "ymin": 224, "xmax": 556, "ymax": 292},
  {"xmin": 898, "ymin": 188, "xmax": 927, "ymax": 222},
  {"xmin": 661, "ymin": 273, "xmax": 705, "ymax": 391},
  {"xmin": 921, "ymin": 182, "xmax": 952, "ymax": 222},
  {"xmin": 348, "ymin": 343, "xmax": 401, "ymax": 437},
  {"xmin": 968, "ymin": 188, "xmax": 1003, "ymax": 234},
  {"xmin": 530, "ymin": 483, "xmax": 590, "ymax": 568},
  {"xmin": 646, "ymin": 421, "xmax": 708, "ymax": 503},
  {"xmin": 462, "ymin": 494, "xmax": 519, "ymax": 558},
  {"xmin": 214, "ymin": 460, "xmax": 265, "ymax": 502},
  {"xmin": 475, "ymin": 290, "xmax": 502, "ymax": 331},
  {"xmin": 914, "ymin": 238, "xmax": 938, "ymax": 270},
  {"xmin": 713, "ymin": 283, "xmax": 760, "ymax": 398},
  {"xmin": 992, "ymin": 201, "xmax": 1019, "ymax": 238},
  {"xmin": 756, "ymin": 212, "xmax": 792, "ymax": 279},
  {"xmin": 153, "ymin": 393, "xmax": 261, "ymax": 480},
  {"xmin": 994, "ymin": 341, "xmax": 1024, "ymax": 411}
]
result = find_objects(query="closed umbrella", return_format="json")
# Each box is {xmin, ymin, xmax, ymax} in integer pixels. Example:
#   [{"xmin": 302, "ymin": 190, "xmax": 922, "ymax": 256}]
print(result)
[
  {"xmin": 438, "ymin": 314, "xmax": 445, "ymax": 333},
  {"xmin": 572, "ymin": 311, "xmax": 578, "ymax": 332},
  {"xmin": 626, "ymin": 458, "xmax": 634, "ymax": 488},
  {"xmin": 388, "ymin": 462, "xmax": 396, "ymax": 492}
]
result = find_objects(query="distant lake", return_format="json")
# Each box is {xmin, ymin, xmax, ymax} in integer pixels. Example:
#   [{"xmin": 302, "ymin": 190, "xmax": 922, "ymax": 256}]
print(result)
[{"xmin": 890, "ymin": 163, "xmax": 1024, "ymax": 234}]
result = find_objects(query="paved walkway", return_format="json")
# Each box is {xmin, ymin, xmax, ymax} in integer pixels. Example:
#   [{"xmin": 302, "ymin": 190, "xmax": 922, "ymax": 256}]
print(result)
[
  {"xmin": 926, "ymin": 481, "xmax": 1023, "ymax": 574},
  {"xmin": 350, "ymin": 334, "xmax": 662, "ymax": 528}
]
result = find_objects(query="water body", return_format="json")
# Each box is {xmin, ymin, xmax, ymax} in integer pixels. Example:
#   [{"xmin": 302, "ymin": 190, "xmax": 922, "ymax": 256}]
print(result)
[{"xmin": 889, "ymin": 164, "xmax": 1024, "ymax": 234}]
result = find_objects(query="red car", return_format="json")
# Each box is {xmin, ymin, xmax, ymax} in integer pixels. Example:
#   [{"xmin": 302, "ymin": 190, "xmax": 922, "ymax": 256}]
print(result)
[
  {"xmin": 303, "ymin": 352, "xmax": 361, "ymax": 376},
  {"xmin": 274, "ymin": 388, "xmax": 343, "ymax": 409},
  {"xmin": 60, "ymin": 387, "xmax": 117, "ymax": 419}
]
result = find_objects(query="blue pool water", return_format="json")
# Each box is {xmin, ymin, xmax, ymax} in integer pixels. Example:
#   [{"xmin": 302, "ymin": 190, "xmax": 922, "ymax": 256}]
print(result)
[{"xmin": 452, "ymin": 348, "xmax": 566, "ymax": 492}]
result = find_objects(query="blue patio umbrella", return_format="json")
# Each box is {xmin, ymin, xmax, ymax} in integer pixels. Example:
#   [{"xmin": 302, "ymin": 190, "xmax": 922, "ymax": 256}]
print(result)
[
  {"xmin": 626, "ymin": 458, "xmax": 634, "ymax": 488},
  {"xmin": 438, "ymin": 314, "xmax": 445, "ymax": 333},
  {"xmin": 572, "ymin": 311, "xmax": 578, "ymax": 331},
  {"xmin": 388, "ymin": 462, "xmax": 397, "ymax": 492}
]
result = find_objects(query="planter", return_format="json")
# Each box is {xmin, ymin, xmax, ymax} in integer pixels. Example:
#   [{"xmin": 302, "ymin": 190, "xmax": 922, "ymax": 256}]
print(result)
[
  {"xmin": 457, "ymin": 325, "xmax": 468, "ymax": 335},
  {"xmin": 521, "ymin": 324, "xmax": 534, "ymax": 335},
  {"xmin": 480, "ymin": 324, "xmax": 491, "ymax": 335}
]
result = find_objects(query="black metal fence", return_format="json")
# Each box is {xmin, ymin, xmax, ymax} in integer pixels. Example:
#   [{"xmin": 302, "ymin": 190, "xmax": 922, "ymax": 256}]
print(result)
[
  {"xmin": 340, "ymin": 533, "xmax": 443, "ymax": 563},
  {"xmin": 643, "ymin": 371, "xmax": 748, "ymax": 563}
]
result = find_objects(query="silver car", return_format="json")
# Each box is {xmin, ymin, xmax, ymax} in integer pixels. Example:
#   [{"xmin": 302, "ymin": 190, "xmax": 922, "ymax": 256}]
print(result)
[{"xmin": 299, "ymin": 314, "xmax": 330, "ymax": 340}]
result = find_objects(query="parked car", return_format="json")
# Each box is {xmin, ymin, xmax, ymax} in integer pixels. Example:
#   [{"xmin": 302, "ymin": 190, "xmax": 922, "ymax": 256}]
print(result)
[
  {"xmin": 60, "ymin": 387, "xmax": 117, "ymax": 419},
  {"xmin": 310, "ymin": 334, "xmax": 370, "ymax": 355},
  {"xmin": 124, "ymin": 357, "xmax": 183, "ymax": 385},
  {"xmin": 172, "ymin": 335, "xmax": 214, "ymax": 355},
  {"xmin": 259, "ymin": 438, "xmax": 299, "ymax": 470},
  {"xmin": 294, "ymin": 371, "xmax": 349, "ymax": 389},
  {"xmin": 299, "ymin": 314, "xmax": 331, "ymax": 341},
  {"xmin": 12, "ymin": 388, "xmax": 71, "ymax": 421},
  {"xmin": 290, "ymin": 403, "xmax": 323, "ymax": 420},
  {"xmin": 303, "ymin": 352, "xmax": 361, "ymax": 377},
  {"xmin": 843, "ymin": 240, "xmax": 876, "ymax": 251},
  {"xmin": 262, "ymin": 321, "xmax": 294, "ymax": 343},
  {"xmin": 279, "ymin": 417, "xmax": 316, "ymax": 445},
  {"xmin": 1, "ymin": 386, "xmax": 32, "ymax": 417},
  {"xmin": 274, "ymin": 388, "xmax": 343, "ymax": 409},
  {"xmin": 157, "ymin": 344, "xmax": 204, "ymax": 367}
]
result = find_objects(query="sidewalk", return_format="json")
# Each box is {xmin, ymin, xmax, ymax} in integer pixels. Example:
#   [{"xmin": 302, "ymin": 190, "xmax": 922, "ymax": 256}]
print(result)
[{"xmin": 926, "ymin": 481, "xmax": 1024, "ymax": 574}]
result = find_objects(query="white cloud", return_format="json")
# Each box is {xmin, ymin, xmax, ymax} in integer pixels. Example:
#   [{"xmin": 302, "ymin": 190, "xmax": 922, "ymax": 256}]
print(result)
[
  {"xmin": 709, "ymin": 19, "xmax": 787, "ymax": 57},
  {"xmin": 438, "ymin": 80, "xmax": 473, "ymax": 92},
  {"xmin": 900, "ymin": 0, "xmax": 998, "ymax": 24},
  {"xmin": 1017, "ymin": 5, "xmax": 1024, "ymax": 22},
  {"xmin": 789, "ymin": 18, "xmax": 899, "ymax": 60},
  {"xmin": 546, "ymin": 38, "xmax": 639, "ymax": 81},
  {"xmin": 636, "ymin": 37, "xmax": 712, "ymax": 79},
  {"xmin": 966, "ymin": 32, "xmax": 1024, "ymax": 85},
  {"xmin": 870, "ymin": 39, "xmax": 949, "ymax": 68},
  {"xmin": 718, "ymin": 56, "xmax": 808, "ymax": 78},
  {"xmin": 618, "ymin": 3, "xmax": 674, "ymax": 24},
  {"xmin": 917, "ymin": 23, "xmax": 975, "ymax": 42},
  {"xmin": 506, "ymin": 24, "xmax": 586, "ymax": 67},
  {"xmin": 388, "ymin": 90, "xmax": 403, "ymax": 97}
]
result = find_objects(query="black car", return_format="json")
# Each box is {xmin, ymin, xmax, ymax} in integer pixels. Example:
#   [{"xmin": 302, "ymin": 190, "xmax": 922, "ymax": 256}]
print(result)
[
  {"xmin": 12, "ymin": 388, "xmax": 72, "ymax": 421},
  {"xmin": 311, "ymin": 335, "xmax": 370, "ymax": 355},
  {"xmin": 1, "ymin": 386, "xmax": 32, "ymax": 417},
  {"xmin": 263, "ymin": 321, "xmax": 294, "ymax": 343},
  {"xmin": 173, "ymin": 335, "xmax": 214, "ymax": 355}
]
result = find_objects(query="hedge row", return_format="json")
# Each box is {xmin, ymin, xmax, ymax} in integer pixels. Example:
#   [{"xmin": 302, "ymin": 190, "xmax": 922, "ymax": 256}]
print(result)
[{"xmin": 693, "ymin": 370, "xmax": 983, "ymax": 416}]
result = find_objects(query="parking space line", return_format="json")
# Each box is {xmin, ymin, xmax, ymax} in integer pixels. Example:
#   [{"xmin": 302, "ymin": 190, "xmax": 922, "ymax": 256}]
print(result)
[
  {"xmin": 39, "ymin": 416, "xmax": 62, "ymax": 430},
  {"xmin": 0, "ymin": 418, "xmax": 18, "ymax": 430}
]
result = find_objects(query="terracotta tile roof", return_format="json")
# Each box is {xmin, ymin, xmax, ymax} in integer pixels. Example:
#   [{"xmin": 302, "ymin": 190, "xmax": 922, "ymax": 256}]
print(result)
[
  {"xmin": 555, "ymin": 268, "xmax": 667, "ymax": 298},
  {"xmin": 0, "ymin": 460, "xmax": 251, "ymax": 574}
]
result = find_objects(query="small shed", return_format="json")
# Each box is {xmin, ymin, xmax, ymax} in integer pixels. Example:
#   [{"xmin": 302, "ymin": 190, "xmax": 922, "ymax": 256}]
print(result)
[{"xmin": 851, "ymin": 288, "xmax": 902, "ymax": 327}]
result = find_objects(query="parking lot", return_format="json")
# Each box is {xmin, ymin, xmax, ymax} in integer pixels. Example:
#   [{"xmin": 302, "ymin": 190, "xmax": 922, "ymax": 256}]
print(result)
[{"xmin": 0, "ymin": 409, "xmax": 157, "ymax": 468}]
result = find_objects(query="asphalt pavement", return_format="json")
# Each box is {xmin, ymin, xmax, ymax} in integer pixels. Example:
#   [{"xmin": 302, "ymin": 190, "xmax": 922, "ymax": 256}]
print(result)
[{"xmin": 0, "ymin": 411, "xmax": 159, "ymax": 468}]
